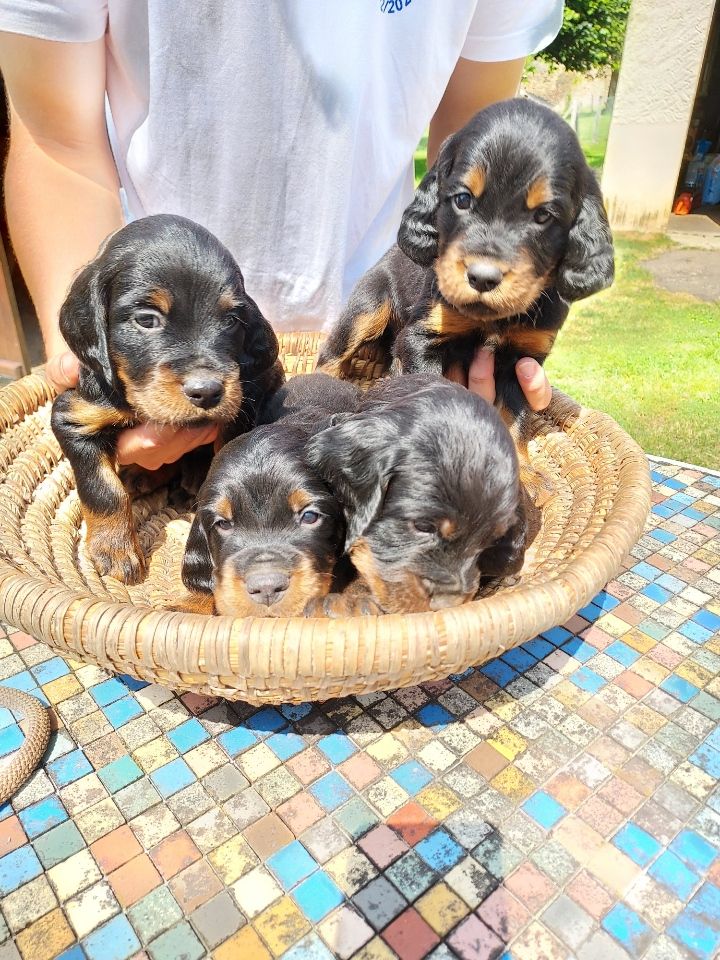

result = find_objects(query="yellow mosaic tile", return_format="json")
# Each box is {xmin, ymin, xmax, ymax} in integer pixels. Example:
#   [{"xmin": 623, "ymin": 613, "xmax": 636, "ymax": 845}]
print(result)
[
  {"xmin": 215, "ymin": 925, "xmax": 272, "ymax": 960},
  {"xmin": 487, "ymin": 725, "xmax": 526, "ymax": 760},
  {"xmin": 554, "ymin": 816, "xmax": 605, "ymax": 862},
  {"xmin": 325, "ymin": 848, "xmax": 377, "ymax": 896},
  {"xmin": 676, "ymin": 661, "xmax": 713, "ymax": 688},
  {"xmin": 416, "ymin": 882, "xmax": 469, "ymax": 936},
  {"xmin": 208, "ymin": 834, "xmax": 258, "ymax": 885},
  {"xmin": 588, "ymin": 843, "xmax": 641, "ymax": 896},
  {"xmin": 365, "ymin": 733, "xmax": 409, "ymax": 767},
  {"xmin": 133, "ymin": 736, "xmax": 178, "ymax": 774},
  {"xmin": 75, "ymin": 798, "xmax": 124, "ymax": 845},
  {"xmin": 185, "ymin": 740, "xmax": 227, "ymax": 778},
  {"xmin": 416, "ymin": 783, "xmax": 462, "ymax": 820},
  {"xmin": 596, "ymin": 613, "xmax": 632, "ymax": 637},
  {"xmin": 490, "ymin": 765, "xmax": 535, "ymax": 801},
  {"xmin": 552, "ymin": 680, "xmax": 592, "ymax": 710},
  {"xmin": 707, "ymin": 676, "xmax": 720, "ymax": 698},
  {"xmin": 633, "ymin": 658, "xmax": 670, "ymax": 684},
  {"xmin": 417, "ymin": 741, "xmax": 457, "ymax": 772},
  {"xmin": 354, "ymin": 937, "xmax": 398, "ymax": 960},
  {"xmin": 238, "ymin": 743, "xmax": 282, "ymax": 781},
  {"xmin": 15, "ymin": 907, "xmax": 75, "ymax": 960},
  {"xmin": 625, "ymin": 704, "xmax": 667, "ymax": 736},
  {"xmin": 623, "ymin": 629, "xmax": 656, "ymax": 654},
  {"xmin": 42, "ymin": 674, "xmax": 83, "ymax": 705},
  {"xmin": 392, "ymin": 719, "xmax": 435, "ymax": 753},
  {"xmin": 484, "ymin": 692, "xmax": 523, "ymax": 721},
  {"xmin": 365, "ymin": 777, "xmax": 409, "ymax": 818},
  {"xmin": 69, "ymin": 711, "xmax": 112, "ymax": 748},
  {"xmin": 254, "ymin": 896, "xmax": 310, "ymax": 957}
]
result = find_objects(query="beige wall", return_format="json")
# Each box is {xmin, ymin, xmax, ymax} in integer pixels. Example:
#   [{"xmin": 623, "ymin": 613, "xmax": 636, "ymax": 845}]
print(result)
[{"xmin": 602, "ymin": 0, "xmax": 716, "ymax": 232}]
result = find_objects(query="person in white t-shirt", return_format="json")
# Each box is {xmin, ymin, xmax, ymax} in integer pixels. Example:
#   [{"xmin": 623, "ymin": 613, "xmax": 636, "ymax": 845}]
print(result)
[{"xmin": 0, "ymin": 1, "xmax": 561, "ymax": 468}]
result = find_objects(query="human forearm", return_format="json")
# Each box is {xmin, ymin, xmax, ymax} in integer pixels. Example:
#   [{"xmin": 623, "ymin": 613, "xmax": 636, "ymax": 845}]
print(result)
[
  {"xmin": 5, "ymin": 105, "xmax": 122, "ymax": 357},
  {"xmin": 427, "ymin": 57, "xmax": 525, "ymax": 165}
]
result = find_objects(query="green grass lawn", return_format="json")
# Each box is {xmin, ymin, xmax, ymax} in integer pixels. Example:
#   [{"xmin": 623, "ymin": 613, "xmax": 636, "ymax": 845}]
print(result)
[
  {"xmin": 546, "ymin": 235, "xmax": 720, "ymax": 469},
  {"xmin": 576, "ymin": 107, "xmax": 612, "ymax": 171}
]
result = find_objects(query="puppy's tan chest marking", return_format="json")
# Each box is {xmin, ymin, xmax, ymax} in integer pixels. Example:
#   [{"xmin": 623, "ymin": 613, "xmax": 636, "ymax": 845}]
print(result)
[
  {"xmin": 422, "ymin": 305, "xmax": 556, "ymax": 359},
  {"xmin": 422, "ymin": 303, "xmax": 479, "ymax": 339},
  {"xmin": 488, "ymin": 327, "xmax": 557, "ymax": 359}
]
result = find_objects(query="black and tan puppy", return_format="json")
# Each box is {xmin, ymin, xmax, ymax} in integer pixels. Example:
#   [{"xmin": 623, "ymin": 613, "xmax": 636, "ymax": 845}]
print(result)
[
  {"xmin": 319, "ymin": 97, "xmax": 614, "ymax": 425},
  {"xmin": 181, "ymin": 374, "xmax": 357, "ymax": 617},
  {"xmin": 305, "ymin": 374, "xmax": 527, "ymax": 614},
  {"xmin": 51, "ymin": 215, "xmax": 283, "ymax": 584}
]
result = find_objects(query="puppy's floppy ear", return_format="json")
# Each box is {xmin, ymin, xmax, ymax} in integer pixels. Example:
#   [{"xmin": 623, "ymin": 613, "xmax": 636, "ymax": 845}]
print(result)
[
  {"xmin": 556, "ymin": 167, "xmax": 615, "ymax": 302},
  {"xmin": 306, "ymin": 412, "xmax": 400, "ymax": 546},
  {"xmin": 59, "ymin": 258, "xmax": 114, "ymax": 384},
  {"xmin": 181, "ymin": 511, "xmax": 214, "ymax": 594},
  {"xmin": 397, "ymin": 167, "xmax": 440, "ymax": 267},
  {"xmin": 241, "ymin": 294, "xmax": 280, "ymax": 377},
  {"xmin": 478, "ymin": 495, "xmax": 527, "ymax": 579}
]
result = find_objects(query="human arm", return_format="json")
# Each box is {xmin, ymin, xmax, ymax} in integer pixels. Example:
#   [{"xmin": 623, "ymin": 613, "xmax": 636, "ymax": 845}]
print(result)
[{"xmin": 427, "ymin": 56, "xmax": 525, "ymax": 165}]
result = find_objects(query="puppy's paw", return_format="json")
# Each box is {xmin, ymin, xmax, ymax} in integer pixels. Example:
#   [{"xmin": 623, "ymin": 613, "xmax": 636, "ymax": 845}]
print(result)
[
  {"xmin": 120, "ymin": 463, "xmax": 179, "ymax": 497},
  {"xmin": 87, "ymin": 531, "xmax": 147, "ymax": 584},
  {"xmin": 304, "ymin": 592, "xmax": 383, "ymax": 618}
]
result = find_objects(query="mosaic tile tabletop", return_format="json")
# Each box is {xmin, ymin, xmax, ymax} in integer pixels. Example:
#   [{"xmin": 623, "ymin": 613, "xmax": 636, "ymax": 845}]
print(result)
[{"xmin": 0, "ymin": 458, "xmax": 719, "ymax": 960}]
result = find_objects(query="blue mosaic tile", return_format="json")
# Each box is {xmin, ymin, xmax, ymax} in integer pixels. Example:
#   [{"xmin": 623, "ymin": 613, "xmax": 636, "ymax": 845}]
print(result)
[
  {"xmin": 705, "ymin": 727, "xmax": 720, "ymax": 752},
  {"xmin": 118, "ymin": 673, "xmax": 149, "ymax": 692},
  {"xmin": 602, "ymin": 903, "xmax": 654, "ymax": 957},
  {"xmin": 89, "ymin": 678, "xmax": 129, "ymax": 707},
  {"xmin": 479, "ymin": 659, "xmax": 518, "ymax": 688},
  {"xmin": 560, "ymin": 638, "xmax": 596, "ymax": 663},
  {"xmin": 415, "ymin": 830, "xmax": 464, "ymax": 873},
  {"xmin": 279, "ymin": 703, "xmax": 313, "ymax": 722},
  {"xmin": 246, "ymin": 707, "xmax": 287, "ymax": 735},
  {"xmin": 267, "ymin": 731, "xmax": 307, "ymax": 761},
  {"xmin": 642, "ymin": 584, "xmax": 671, "ymax": 604},
  {"xmin": 649, "ymin": 528, "xmax": 676, "ymax": 544},
  {"xmin": 267, "ymin": 841, "xmax": 317, "ymax": 889},
  {"xmin": 83, "ymin": 914, "xmax": 141, "ymax": 960},
  {"xmin": 31, "ymin": 657, "xmax": 70, "ymax": 685},
  {"xmin": 522, "ymin": 791, "xmax": 566, "ymax": 830},
  {"xmin": 56, "ymin": 948, "xmax": 87, "ymax": 960},
  {"xmin": 218, "ymin": 726, "xmax": 258, "ymax": 756},
  {"xmin": 501, "ymin": 647, "xmax": 538, "ymax": 672},
  {"xmin": 167, "ymin": 718, "xmax": 209, "ymax": 753},
  {"xmin": 689, "ymin": 743, "xmax": 720, "ymax": 779},
  {"xmin": 33, "ymin": 820, "xmax": 86, "ymax": 870},
  {"xmin": 309, "ymin": 772, "xmax": 354, "ymax": 812},
  {"xmin": 694, "ymin": 609, "xmax": 720, "ymax": 632},
  {"xmin": 669, "ymin": 830, "xmax": 717, "ymax": 873},
  {"xmin": 317, "ymin": 733, "xmax": 358, "ymax": 764},
  {"xmin": 0, "ymin": 845, "xmax": 42, "ymax": 895},
  {"xmin": 98, "ymin": 755, "xmax": 143, "ymax": 794},
  {"xmin": 150, "ymin": 758, "xmax": 196, "ymax": 798},
  {"xmin": 102, "ymin": 696, "xmax": 144, "ymax": 728},
  {"xmin": 541, "ymin": 626, "xmax": 573, "ymax": 646},
  {"xmin": 660, "ymin": 675, "xmax": 700, "ymax": 704},
  {"xmin": 390, "ymin": 760, "xmax": 433, "ymax": 796},
  {"xmin": 385, "ymin": 850, "xmax": 436, "ymax": 901},
  {"xmin": 291, "ymin": 871, "xmax": 344, "ymax": 922},
  {"xmin": 0, "ymin": 672, "xmax": 38, "ymax": 693},
  {"xmin": 605, "ymin": 641, "xmax": 640, "ymax": 667},
  {"xmin": 679, "ymin": 622, "xmax": 713, "ymax": 644},
  {"xmin": 612, "ymin": 822, "xmax": 662, "ymax": 867},
  {"xmin": 18, "ymin": 795, "xmax": 68, "ymax": 839},
  {"xmin": 669, "ymin": 887, "xmax": 720, "ymax": 959},
  {"xmin": 592, "ymin": 590, "xmax": 621, "ymax": 611},
  {"xmin": 649, "ymin": 851, "xmax": 700, "ymax": 901},
  {"xmin": 0, "ymin": 724, "xmax": 23, "ymax": 757},
  {"xmin": 570, "ymin": 667, "xmax": 607, "ymax": 693},
  {"xmin": 522, "ymin": 637, "xmax": 554, "ymax": 659},
  {"xmin": 632, "ymin": 561, "xmax": 663, "ymax": 580},
  {"xmin": 656, "ymin": 574, "xmax": 686, "ymax": 593},
  {"xmin": 283, "ymin": 933, "xmax": 336, "ymax": 960},
  {"xmin": 577, "ymin": 602, "xmax": 603, "ymax": 622},
  {"xmin": 48, "ymin": 748, "xmax": 94, "ymax": 788},
  {"xmin": 416, "ymin": 704, "xmax": 454, "ymax": 728}
]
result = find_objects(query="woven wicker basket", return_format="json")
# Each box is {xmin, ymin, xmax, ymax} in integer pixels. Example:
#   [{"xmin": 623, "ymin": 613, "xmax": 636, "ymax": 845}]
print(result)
[{"xmin": 0, "ymin": 333, "xmax": 650, "ymax": 704}]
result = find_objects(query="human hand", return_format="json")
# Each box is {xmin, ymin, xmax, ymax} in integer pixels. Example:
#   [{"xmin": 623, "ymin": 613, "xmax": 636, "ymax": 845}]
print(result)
[
  {"xmin": 116, "ymin": 422, "xmax": 219, "ymax": 470},
  {"xmin": 45, "ymin": 350, "xmax": 80, "ymax": 394},
  {"xmin": 447, "ymin": 348, "xmax": 552, "ymax": 412}
]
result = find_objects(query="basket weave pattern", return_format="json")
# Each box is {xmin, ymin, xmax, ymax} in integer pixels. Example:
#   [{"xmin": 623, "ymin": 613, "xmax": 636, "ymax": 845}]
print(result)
[{"xmin": 0, "ymin": 334, "xmax": 651, "ymax": 704}]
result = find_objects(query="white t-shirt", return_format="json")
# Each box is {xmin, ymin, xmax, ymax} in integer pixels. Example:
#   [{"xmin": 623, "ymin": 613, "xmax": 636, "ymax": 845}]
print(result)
[{"xmin": 0, "ymin": 1, "xmax": 563, "ymax": 331}]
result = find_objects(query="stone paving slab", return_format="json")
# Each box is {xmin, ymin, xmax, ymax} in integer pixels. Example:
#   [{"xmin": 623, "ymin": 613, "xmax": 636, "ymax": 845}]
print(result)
[{"xmin": 0, "ymin": 460, "xmax": 719, "ymax": 959}]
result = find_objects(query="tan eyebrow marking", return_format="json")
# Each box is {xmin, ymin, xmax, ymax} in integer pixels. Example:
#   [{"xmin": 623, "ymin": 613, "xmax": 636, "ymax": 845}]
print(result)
[
  {"xmin": 462, "ymin": 167, "xmax": 486, "ymax": 198},
  {"xmin": 147, "ymin": 288, "xmax": 173, "ymax": 313},
  {"xmin": 218, "ymin": 288, "xmax": 241, "ymax": 312},
  {"xmin": 526, "ymin": 176, "xmax": 552, "ymax": 210},
  {"xmin": 288, "ymin": 489, "xmax": 313, "ymax": 513}
]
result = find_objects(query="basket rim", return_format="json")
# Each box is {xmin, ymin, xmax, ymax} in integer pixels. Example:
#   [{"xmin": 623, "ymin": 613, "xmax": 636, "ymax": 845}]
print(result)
[{"xmin": 0, "ymin": 370, "xmax": 652, "ymax": 701}]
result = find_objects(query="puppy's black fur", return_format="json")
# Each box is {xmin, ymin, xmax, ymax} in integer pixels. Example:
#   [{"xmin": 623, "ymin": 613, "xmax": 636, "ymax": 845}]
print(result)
[
  {"xmin": 319, "ymin": 98, "xmax": 614, "ymax": 423},
  {"xmin": 182, "ymin": 374, "xmax": 356, "ymax": 617},
  {"xmin": 305, "ymin": 374, "xmax": 527, "ymax": 614},
  {"xmin": 51, "ymin": 215, "xmax": 283, "ymax": 584}
]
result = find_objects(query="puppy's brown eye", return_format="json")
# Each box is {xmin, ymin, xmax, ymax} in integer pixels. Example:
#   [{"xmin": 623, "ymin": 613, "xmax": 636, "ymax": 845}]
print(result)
[
  {"xmin": 533, "ymin": 208, "xmax": 554, "ymax": 225},
  {"xmin": 453, "ymin": 192, "xmax": 473, "ymax": 211},
  {"xmin": 412, "ymin": 520, "xmax": 437, "ymax": 535},
  {"xmin": 299, "ymin": 510, "xmax": 320, "ymax": 526},
  {"xmin": 134, "ymin": 311, "xmax": 164, "ymax": 330},
  {"xmin": 213, "ymin": 517, "xmax": 232, "ymax": 532}
]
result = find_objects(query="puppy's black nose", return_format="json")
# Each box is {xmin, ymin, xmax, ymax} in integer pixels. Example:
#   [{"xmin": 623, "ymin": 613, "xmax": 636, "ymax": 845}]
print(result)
[
  {"xmin": 245, "ymin": 569, "xmax": 290, "ymax": 607},
  {"xmin": 466, "ymin": 262, "xmax": 504, "ymax": 293},
  {"xmin": 182, "ymin": 378, "xmax": 224, "ymax": 409}
]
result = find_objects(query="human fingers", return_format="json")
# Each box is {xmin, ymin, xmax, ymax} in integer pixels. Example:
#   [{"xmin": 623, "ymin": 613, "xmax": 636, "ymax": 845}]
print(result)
[
  {"xmin": 466, "ymin": 347, "xmax": 496, "ymax": 404},
  {"xmin": 45, "ymin": 350, "xmax": 80, "ymax": 393},
  {"xmin": 516, "ymin": 357, "xmax": 552, "ymax": 412},
  {"xmin": 116, "ymin": 422, "xmax": 218, "ymax": 469}
]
